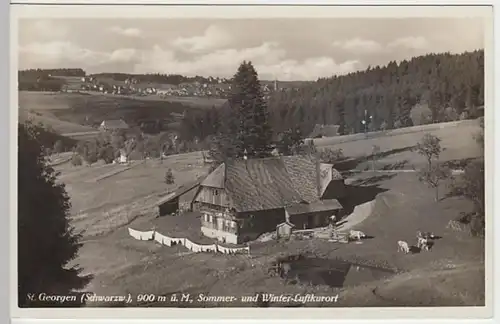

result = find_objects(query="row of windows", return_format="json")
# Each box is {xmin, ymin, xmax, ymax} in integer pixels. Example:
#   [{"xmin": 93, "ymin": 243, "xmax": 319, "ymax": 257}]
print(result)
[{"xmin": 202, "ymin": 213, "xmax": 237, "ymax": 228}]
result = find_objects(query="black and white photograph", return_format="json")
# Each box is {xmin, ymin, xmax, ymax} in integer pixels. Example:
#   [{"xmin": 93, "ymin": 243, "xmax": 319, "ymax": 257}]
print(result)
[{"xmin": 13, "ymin": 4, "xmax": 491, "ymax": 315}]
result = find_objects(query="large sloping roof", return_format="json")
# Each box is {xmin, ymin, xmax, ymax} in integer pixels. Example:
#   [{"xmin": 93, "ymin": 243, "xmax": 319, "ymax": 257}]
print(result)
[
  {"xmin": 203, "ymin": 155, "xmax": 342, "ymax": 212},
  {"xmin": 157, "ymin": 178, "xmax": 203, "ymax": 205},
  {"xmin": 200, "ymin": 163, "xmax": 225, "ymax": 188}
]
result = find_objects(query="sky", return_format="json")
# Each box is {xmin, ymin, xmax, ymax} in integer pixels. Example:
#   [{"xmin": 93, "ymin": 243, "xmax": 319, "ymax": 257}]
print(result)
[{"xmin": 18, "ymin": 18, "xmax": 485, "ymax": 81}]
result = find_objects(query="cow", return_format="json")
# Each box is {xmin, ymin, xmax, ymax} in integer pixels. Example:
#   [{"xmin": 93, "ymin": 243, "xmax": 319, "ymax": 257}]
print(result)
[
  {"xmin": 349, "ymin": 230, "xmax": 366, "ymax": 241},
  {"xmin": 417, "ymin": 230, "xmax": 435, "ymax": 240},
  {"xmin": 398, "ymin": 240, "xmax": 410, "ymax": 254},
  {"xmin": 417, "ymin": 237, "xmax": 428, "ymax": 250}
]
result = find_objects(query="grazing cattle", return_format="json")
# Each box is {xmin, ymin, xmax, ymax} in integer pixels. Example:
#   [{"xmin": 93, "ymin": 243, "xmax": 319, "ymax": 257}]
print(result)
[
  {"xmin": 417, "ymin": 237, "xmax": 428, "ymax": 249},
  {"xmin": 417, "ymin": 230, "xmax": 435, "ymax": 240},
  {"xmin": 398, "ymin": 240, "xmax": 410, "ymax": 254},
  {"xmin": 422, "ymin": 232, "xmax": 435, "ymax": 240},
  {"xmin": 349, "ymin": 230, "xmax": 366, "ymax": 241}
]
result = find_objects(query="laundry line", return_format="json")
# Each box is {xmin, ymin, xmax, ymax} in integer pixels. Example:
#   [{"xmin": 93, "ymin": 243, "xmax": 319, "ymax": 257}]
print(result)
[{"xmin": 128, "ymin": 227, "xmax": 250, "ymax": 255}]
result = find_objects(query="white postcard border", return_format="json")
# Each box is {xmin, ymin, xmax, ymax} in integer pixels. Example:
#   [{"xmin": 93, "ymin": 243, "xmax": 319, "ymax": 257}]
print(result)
[{"xmin": 5, "ymin": 1, "xmax": 498, "ymax": 323}]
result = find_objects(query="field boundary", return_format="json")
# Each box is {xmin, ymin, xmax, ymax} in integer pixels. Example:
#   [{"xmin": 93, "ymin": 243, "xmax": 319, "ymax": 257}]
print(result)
[
  {"xmin": 87, "ymin": 160, "xmax": 146, "ymax": 183},
  {"xmin": 312, "ymin": 120, "xmax": 473, "ymax": 147}
]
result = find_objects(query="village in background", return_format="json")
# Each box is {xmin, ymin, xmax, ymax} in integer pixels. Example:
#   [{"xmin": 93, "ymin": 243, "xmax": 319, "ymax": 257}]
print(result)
[{"xmin": 18, "ymin": 48, "xmax": 485, "ymax": 308}]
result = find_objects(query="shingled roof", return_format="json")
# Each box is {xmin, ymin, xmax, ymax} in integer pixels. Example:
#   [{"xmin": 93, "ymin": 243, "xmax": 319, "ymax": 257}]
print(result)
[{"xmin": 201, "ymin": 155, "xmax": 343, "ymax": 212}]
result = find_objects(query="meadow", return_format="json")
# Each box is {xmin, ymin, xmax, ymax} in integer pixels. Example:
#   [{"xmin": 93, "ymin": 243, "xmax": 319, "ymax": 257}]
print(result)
[
  {"xmin": 52, "ymin": 118, "xmax": 485, "ymax": 307},
  {"xmin": 17, "ymin": 91, "xmax": 222, "ymax": 136}
]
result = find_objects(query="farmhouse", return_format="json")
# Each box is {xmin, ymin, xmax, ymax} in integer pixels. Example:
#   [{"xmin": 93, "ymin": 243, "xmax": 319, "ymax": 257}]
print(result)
[
  {"xmin": 193, "ymin": 155, "xmax": 345, "ymax": 244},
  {"xmin": 157, "ymin": 179, "xmax": 202, "ymax": 216},
  {"xmin": 99, "ymin": 119, "xmax": 129, "ymax": 132},
  {"xmin": 308, "ymin": 124, "xmax": 340, "ymax": 138}
]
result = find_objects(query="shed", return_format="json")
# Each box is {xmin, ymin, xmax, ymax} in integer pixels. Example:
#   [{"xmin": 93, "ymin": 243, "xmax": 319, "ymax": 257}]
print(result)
[
  {"xmin": 276, "ymin": 221, "xmax": 295, "ymax": 239},
  {"xmin": 157, "ymin": 179, "xmax": 203, "ymax": 216}
]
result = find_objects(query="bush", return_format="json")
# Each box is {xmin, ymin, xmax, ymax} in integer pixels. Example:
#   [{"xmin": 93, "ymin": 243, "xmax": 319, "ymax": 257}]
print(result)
[
  {"xmin": 318, "ymin": 148, "xmax": 344, "ymax": 163},
  {"xmin": 165, "ymin": 169, "xmax": 175, "ymax": 184}
]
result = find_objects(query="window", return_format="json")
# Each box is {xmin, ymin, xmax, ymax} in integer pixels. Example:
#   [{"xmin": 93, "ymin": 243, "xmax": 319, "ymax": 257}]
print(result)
[
  {"xmin": 209, "ymin": 215, "xmax": 213, "ymax": 223},
  {"xmin": 214, "ymin": 189, "xmax": 219, "ymax": 196}
]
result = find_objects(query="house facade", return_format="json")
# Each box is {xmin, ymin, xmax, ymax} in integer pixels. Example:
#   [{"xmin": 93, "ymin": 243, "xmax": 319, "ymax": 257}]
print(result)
[{"xmin": 192, "ymin": 155, "xmax": 345, "ymax": 244}]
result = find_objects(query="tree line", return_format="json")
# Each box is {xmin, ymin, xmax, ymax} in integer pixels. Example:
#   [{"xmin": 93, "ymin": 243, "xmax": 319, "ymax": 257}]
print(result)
[{"xmin": 181, "ymin": 50, "xmax": 484, "ymax": 141}]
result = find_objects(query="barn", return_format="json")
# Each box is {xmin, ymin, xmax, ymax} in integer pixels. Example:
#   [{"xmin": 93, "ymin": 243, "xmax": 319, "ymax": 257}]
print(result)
[
  {"xmin": 193, "ymin": 155, "xmax": 345, "ymax": 244},
  {"xmin": 157, "ymin": 179, "xmax": 202, "ymax": 216}
]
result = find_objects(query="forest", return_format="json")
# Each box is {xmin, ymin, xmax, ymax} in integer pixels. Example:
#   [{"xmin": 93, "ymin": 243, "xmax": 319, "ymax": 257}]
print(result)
[{"xmin": 181, "ymin": 50, "xmax": 484, "ymax": 141}]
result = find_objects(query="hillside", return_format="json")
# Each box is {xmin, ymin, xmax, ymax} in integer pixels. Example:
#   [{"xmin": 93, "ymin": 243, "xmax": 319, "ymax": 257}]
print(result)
[
  {"xmin": 267, "ymin": 50, "xmax": 484, "ymax": 135},
  {"xmin": 60, "ymin": 119, "xmax": 484, "ymax": 306},
  {"xmin": 18, "ymin": 91, "xmax": 205, "ymax": 135},
  {"xmin": 179, "ymin": 50, "xmax": 484, "ymax": 142}
]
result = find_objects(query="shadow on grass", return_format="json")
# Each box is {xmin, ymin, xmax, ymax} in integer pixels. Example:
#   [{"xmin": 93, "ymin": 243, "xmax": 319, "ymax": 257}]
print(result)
[
  {"xmin": 350, "ymin": 173, "xmax": 397, "ymax": 186},
  {"xmin": 381, "ymin": 160, "xmax": 410, "ymax": 170},
  {"xmin": 442, "ymin": 157, "xmax": 480, "ymax": 170},
  {"xmin": 333, "ymin": 146, "xmax": 416, "ymax": 172},
  {"xmin": 409, "ymin": 246, "xmax": 421, "ymax": 254}
]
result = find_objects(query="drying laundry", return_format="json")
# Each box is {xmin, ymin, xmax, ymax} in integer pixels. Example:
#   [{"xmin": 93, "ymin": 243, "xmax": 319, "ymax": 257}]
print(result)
[
  {"xmin": 130, "ymin": 229, "xmax": 249, "ymax": 255},
  {"xmin": 128, "ymin": 228, "xmax": 141, "ymax": 240},
  {"xmin": 154, "ymin": 233, "xmax": 167, "ymax": 245},
  {"xmin": 140, "ymin": 231, "xmax": 154, "ymax": 241}
]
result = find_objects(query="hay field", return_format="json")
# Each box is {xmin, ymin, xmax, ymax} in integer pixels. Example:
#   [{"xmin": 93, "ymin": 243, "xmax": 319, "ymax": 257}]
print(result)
[
  {"xmin": 55, "ymin": 151, "xmax": 209, "ymax": 239},
  {"xmin": 18, "ymin": 91, "xmax": 97, "ymax": 134},
  {"xmin": 316, "ymin": 119, "xmax": 483, "ymax": 170}
]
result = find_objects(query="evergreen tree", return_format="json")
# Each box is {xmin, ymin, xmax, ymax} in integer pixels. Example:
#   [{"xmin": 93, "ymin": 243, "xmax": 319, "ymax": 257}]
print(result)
[
  {"xmin": 230, "ymin": 61, "xmax": 274, "ymax": 158},
  {"xmin": 18, "ymin": 121, "xmax": 92, "ymax": 307}
]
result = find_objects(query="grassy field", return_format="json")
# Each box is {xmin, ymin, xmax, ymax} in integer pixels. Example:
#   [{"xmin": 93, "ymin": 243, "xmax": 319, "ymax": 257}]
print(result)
[
  {"xmin": 316, "ymin": 119, "xmax": 483, "ymax": 171},
  {"xmin": 54, "ymin": 151, "xmax": 209, "ymax": 239},
  {"xmin": 17, "ymin": 91, "xmax": 220, "ymax": 135},
  {"xmin": 18, "ymin": 91, "xmax": 98, "ymax": 134},
  {"xmin": 52, "ymin": 117, "xmax": 485, "ymax": 307}
]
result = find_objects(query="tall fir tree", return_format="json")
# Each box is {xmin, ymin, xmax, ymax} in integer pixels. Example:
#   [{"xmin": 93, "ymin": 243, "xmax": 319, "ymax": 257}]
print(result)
[{"xmin": 229, "ymin": 61, "xmax": 274, "ymax": 158}]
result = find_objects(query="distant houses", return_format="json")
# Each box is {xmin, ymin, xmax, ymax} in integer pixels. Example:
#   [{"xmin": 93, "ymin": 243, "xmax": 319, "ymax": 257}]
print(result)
[
  {"xmin": 99, "ymin": 119, "xmax": 129, "ymax": 132},
  {"xmin": 191, "ymin": 155, "xmax": 345, "ymax": 244}
]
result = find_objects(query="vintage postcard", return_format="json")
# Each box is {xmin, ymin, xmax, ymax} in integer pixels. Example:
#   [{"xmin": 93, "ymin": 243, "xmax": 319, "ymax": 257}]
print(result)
[{"xmin": 10, "ymin": 2, "xmax": 494, "ymax": 321}]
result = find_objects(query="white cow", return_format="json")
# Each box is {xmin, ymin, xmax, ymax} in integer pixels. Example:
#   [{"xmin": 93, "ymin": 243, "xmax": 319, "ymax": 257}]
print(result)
[
  {"xmin": 397, "ymin": 240, "xmax": 410, "ymax": 254},
  {"xmin": 417, "ymin": 237, "xmax": 427, "ymax": 250},
  {"xmin": 349, "ymin": 230, "xmax": 366, "ymax": 241}
]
